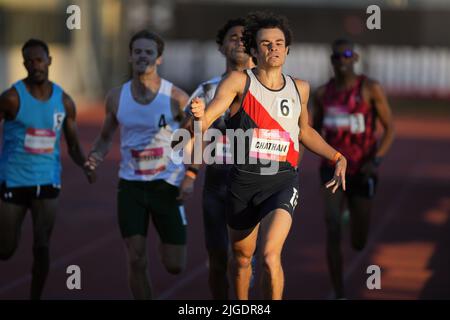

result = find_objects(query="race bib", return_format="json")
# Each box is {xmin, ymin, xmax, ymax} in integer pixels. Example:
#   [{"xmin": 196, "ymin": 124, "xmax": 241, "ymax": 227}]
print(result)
[
  {"xmin": 24, "ymin": 128, "xmax": 56, "ymax": 154},
  {"xmin": 131, "ymin": 147, "xmax": 167, "ymax": 176},
  {"xmin": 249, "ymin": 128, "xmax": 290, "ymax": 162},
  {"xmin": 349, "ymin": 113, "xmax": 365, "ymax": 134},
  {"xmin": 324, "ymin": 112, "xmax": 365, "ymax": 134}
]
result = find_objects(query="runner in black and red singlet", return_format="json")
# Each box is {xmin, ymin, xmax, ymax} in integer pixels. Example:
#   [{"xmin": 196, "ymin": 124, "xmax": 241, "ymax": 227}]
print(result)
[{"xmin": 190, "ymin": 12, "xmax": 348, "ymax": 300}]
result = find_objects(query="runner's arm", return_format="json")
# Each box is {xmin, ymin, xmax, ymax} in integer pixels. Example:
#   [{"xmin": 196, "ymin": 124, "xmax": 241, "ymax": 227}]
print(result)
[
  {"xmin": 176, "ymin": 85, "xmax": 205, "ymax": 169},
  {"xmin": 84, "ymin": 88, "xmax": 120, "ymax": 170},
  {"xmin": 297, "ymin": 80, "xmax": 341, "ymax": 160},
  {"xmin": 296, "ymin": 79, "xmax": 347, "ymax": 192},
  {"xmin": 171, "ymin": 85, "xmax": 190, "ymax": 122},
  {"xmin": 312, "ymin": 86, "xmax": 326, "ymax": 134},
  {"xmin": 0, "ymin": 88, "xmax": 19, "ymax": 121},
  {"xmin": 62, "ymin": 92, "xmax": 87, "ymax": 167},
  {"xmin": 62, "ymin": 92, "xmax": 95, "ymax": 183},
  {"xmin": 191, "ymin": 71, "xmax": 244, "ymax": 132},
  {"xmin": 369, "ymin": 80, "xmax": 395, "ymax": 158}
]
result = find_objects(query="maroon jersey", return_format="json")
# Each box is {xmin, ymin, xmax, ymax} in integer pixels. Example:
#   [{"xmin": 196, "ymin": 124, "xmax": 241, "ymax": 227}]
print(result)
[{"xmin": 320, "ymin": 75, "xmax": 377, "ymax": 175}]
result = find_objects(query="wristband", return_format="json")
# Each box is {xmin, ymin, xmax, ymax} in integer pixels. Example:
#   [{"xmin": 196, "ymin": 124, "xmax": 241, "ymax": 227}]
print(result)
[
  {"xmin": 187, "ymin": 166, "xmax": 199, "ymax": 175},
  {"xmin": 332, "ymin": 152, "xmax": 342, "ymax": 164},
  {"xmin": 185, "ymin": 170, "xmax": 197, "ymax": 180}
]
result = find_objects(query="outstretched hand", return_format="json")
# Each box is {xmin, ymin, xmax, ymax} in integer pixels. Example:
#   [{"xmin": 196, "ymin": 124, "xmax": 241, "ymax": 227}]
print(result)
[{"xmin": 325, "ymin": 156, "xmax": 347, "ymax": 193}]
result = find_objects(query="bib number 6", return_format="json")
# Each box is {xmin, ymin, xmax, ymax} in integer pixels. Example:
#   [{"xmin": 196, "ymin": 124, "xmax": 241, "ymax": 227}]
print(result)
[{"xmin": 277, "ymin": 98, "xmax": 292, "ymax": 118}]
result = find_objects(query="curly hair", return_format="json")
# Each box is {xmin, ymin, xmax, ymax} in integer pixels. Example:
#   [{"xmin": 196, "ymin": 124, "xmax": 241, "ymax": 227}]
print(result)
[
  {"xmin": 242, "ymin": 11, "xmax": 293, "ymax": 64},
  {"xmin": 216, "ymin": 17, "xmax": 246, "ymax": 46}
]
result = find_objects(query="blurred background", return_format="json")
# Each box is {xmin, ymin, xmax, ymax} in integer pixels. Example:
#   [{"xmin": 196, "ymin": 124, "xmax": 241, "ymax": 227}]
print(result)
[
  {"xmin": 0, "ymin": 0, "xmax": 449, "ymax": 300},
  {"xmin": 1, "ymin": 0, "xmax": 450, "ymax": 103}
]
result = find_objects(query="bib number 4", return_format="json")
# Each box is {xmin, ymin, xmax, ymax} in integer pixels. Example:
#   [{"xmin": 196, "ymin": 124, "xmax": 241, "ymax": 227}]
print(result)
[{"xmin": 158, "ymin": 114, "xmax": 167, "ymax": 128}]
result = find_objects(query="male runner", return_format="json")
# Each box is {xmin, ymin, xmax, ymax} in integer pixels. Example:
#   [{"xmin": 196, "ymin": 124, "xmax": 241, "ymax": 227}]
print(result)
[
  {"xmin": 313, "ymin": 38, "xmax": 395, "ymax": 299},
  {"xmin": 84, "ymin": 30, "xmax": 190, "ymax": 300},
  {"xmin": 181, "ymin": 17, "xmax": 255, "ymax": 299},
  {"xmin": 0, "ymin": 39, "xmax": 94, "ymax": 299},
  {"xmin": 190, "ymin": 12, "xmax": 347, "ymax": 300}
]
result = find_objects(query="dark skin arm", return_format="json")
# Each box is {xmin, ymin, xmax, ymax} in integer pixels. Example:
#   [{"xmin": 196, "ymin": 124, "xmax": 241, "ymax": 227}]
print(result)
[
  {"xmin": 359, "ymin": 79, "xmax": 395, "ymax": 176},
  {"xmin": 296, "ymin": 79, "xmax": 347, "ymax": 193},
  {"xmin": 0, "ymin": 87, "xmax": 20, "ymax": 121},
  {"xmin": 312, "ymin": 85, "xmax": 326, "ymax": 134},
  {"xmin": 62, "ymin": 92, "xmax": 95, "ymax": 183},
  {"xmin": 363, "ymin": 79, "xmax": 395, "ymax": 158}
]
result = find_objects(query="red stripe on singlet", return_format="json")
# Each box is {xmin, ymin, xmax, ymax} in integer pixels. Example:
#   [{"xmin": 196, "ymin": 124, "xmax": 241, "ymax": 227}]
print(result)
[{"xmin": 242, "ymin": 92, "xmax": 299, "ymax": 167}]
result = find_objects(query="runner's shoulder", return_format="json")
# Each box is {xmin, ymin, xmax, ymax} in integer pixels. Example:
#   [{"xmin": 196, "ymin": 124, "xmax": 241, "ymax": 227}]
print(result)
[
  {"xmin": 291, "ymin": 78, "xmax": 310, "ymax": 100},
  {"xmin": 362, "ymin": 76, "xmax": 384, "ymax": 99},
  {"xmin": 171, "ymin": 84, "xmax": 189, "ymax": 104},
  {"xmin": 315, "ymin": 83, "xmax": 328, "ymax": 100},
  {"xmin": 223, "ymin": 70, "xmax": 249, "ymax": 93},
  {"xmin": 61, "ymin": 91, "xmax": 76, "ymax": 116},
  {"xmin": 0, "ymin": 87, "xmax": 20, "ymax": 118},
  {"xmin": 105, "ymin": 86, "xmax": 122, "ymax": 113},
  {"xmin": 0, "ymin": 86, "xmax": 19, "ymax": 107},
  {"xmin": 226, "ymin": 70, "xmax": 247, "ymax": 82}
]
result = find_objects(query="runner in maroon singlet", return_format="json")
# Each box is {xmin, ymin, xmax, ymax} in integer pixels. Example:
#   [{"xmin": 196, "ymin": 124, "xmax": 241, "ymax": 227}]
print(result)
[{"xmin": 313, "ymin": 38, "xmax": 395, "ymax": 299}]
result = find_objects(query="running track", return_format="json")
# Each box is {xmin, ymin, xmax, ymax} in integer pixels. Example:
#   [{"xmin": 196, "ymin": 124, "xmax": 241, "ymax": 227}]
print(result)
[{"xmin": 0, "ymin": 105, "xmax": 449, "ymax": 300}]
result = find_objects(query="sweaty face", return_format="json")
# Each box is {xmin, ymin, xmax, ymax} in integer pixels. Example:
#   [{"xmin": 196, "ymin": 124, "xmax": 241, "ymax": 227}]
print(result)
[
  {"xmin": 23, "ymin": 46, "xmax": 50, "ymax": 84},
  {"xmin": 331, "ymin": 44, "xmax": 357, "ymax": 76},
  {"xmin": 253, "ymin": 28, "xmax": 288, "ymax": 67},
  {"xmin": 220, "ymin": 25, "xmax": 250, "ymax": 65},
  {"xmin": 130, "ymin": 38, "xmax": 161, "ymax": 74}
]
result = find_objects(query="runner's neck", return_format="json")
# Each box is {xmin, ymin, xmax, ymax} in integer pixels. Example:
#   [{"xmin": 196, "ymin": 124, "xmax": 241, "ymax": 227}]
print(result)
[
  {"xmin": 131, "ymin": 76, "xmax": 161, "ymax": 99},
  {"xmin": 23, "ymin": 78, "xmax": 53, "ymax": 101},
  {"xmin": 334, "ymin": 73, "xmax": 358, "ymax": 91},
  {"xmin": 226, "ymin": 58, "xmax": 254, "ymax": 74},
  {"xmin": 253, "ymin": 67, "xmax": 284, "ymax": 90}
]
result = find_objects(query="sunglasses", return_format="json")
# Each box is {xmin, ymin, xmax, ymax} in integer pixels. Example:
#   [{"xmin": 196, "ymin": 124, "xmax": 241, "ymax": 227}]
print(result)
[{"xmin": 331, "ymin": 50, "xmax": 354, "ymax": 60}]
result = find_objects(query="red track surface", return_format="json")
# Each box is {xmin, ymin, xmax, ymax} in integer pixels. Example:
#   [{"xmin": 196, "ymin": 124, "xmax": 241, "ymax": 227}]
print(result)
[{"xmin": 1, "ymin": 106, "xmax": 449, "ymax": 300}]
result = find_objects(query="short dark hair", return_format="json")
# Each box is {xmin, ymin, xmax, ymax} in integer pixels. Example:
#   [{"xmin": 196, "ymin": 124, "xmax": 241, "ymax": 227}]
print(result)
[
  {"xmin": 216, "ymin": 17, "xmax": 246, "ymax": 46},
  {"xmin": 129, "ymin": 30, "xmax": 165, "ymax": 57},
  {"xmin": 332, "ymin": 38, "xmax": 355, "ymax": 51},
  {"xmin": 22, "ymin": 39, "xmax": 49, "ymax": 57},
  {"xmin": 242, "ymin": 11, "xmax": 293, "ymax": 63}
]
